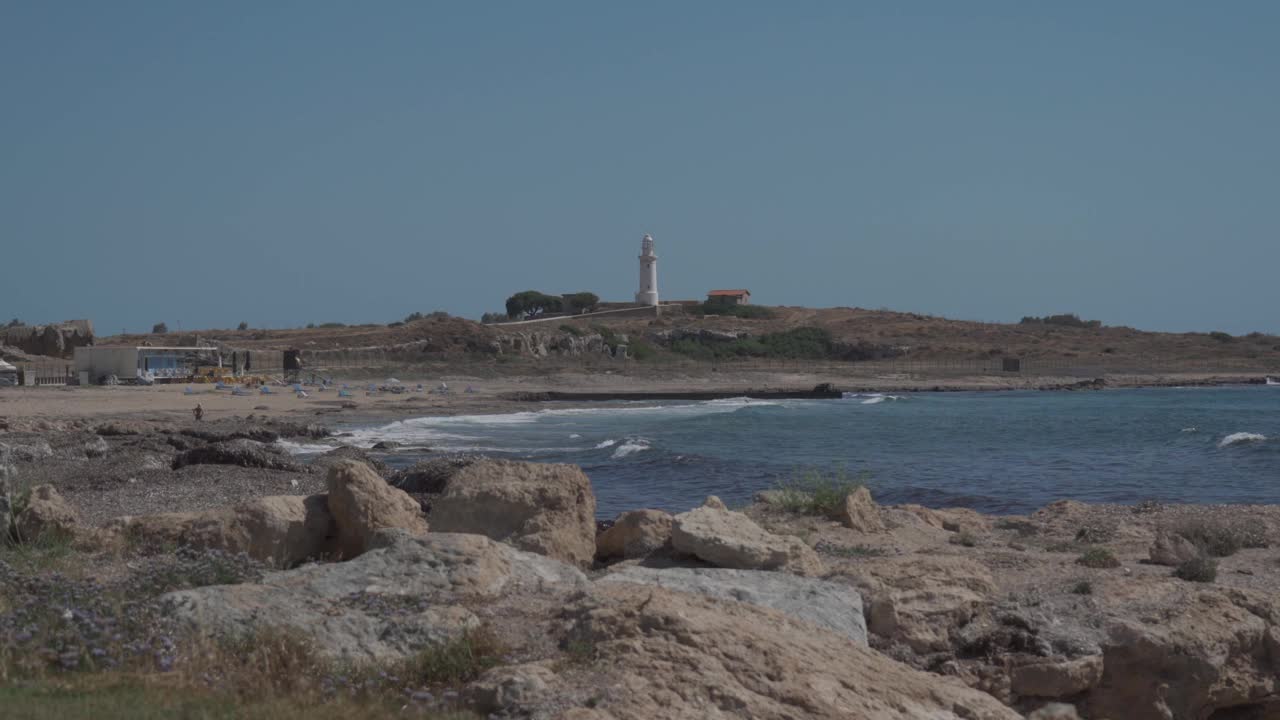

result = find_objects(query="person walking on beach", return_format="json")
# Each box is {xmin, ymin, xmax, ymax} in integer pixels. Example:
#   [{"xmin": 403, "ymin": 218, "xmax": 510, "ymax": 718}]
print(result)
[{"xmin": 193, "ymin": 403, "xmax": 204, "ymax": 421}]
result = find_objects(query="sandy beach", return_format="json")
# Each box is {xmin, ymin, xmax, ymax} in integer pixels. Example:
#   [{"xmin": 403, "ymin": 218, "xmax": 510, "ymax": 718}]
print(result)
[{"xmin": 0, "ymin": 369, "xmax": 1269, "ymax": 427}]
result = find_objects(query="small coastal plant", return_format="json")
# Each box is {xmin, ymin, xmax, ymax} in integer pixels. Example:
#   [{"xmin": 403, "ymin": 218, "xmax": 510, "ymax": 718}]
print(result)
[
  {"xmin": 1070, "ymin": 580, "xmax": 1094, "ymax": 595},
  {"xmin": 562, "ymin": 635, "xmax": 598, "ymax": 666},
  {"xmin": 950, "ymin": 530, "xmax": 978, "ymax": 548},
  {"xmin": 400, "ymin": 627, "xmax": 505, "ymax": 684},
  {"xmin": 816, "ymin": 541, "xmax": 887, "ymax": 558},
  {"xmin": 1174, "ymin": 556, "xmax": 1218, "ymax": 583},
  {"xmin": 1170, "ymin": 517, "xmax": 1268, "ymax": 557},
  {"xmin": 773, "ymin": 468, "xmax": 867, "ymax": 517},
  {"xmin": 1076, "ymin": 547, "xmax": 1121, "ymax": 569}
]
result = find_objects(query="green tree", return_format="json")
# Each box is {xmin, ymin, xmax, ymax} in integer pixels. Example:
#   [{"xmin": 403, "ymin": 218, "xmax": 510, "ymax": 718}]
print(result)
[
  {"xmin": 505, "ymin": 291, "xmax": 563, "ymax": 319},
  {"xmin": 152, "ymin": 322, "xmax": 168, "ymax": 334},
  {"xmin": 564, "ymin": 292, "xmax": 600, "ymax": 315}
]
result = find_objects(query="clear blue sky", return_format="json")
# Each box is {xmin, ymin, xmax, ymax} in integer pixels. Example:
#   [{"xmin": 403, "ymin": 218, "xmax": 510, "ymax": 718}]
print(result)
[{"xmin": 3, "ymin": 2, "xmax": 1277, "ymax": 335}]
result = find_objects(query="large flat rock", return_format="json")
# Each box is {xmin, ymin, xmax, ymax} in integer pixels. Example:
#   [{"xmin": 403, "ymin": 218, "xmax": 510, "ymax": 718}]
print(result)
[
  {"xmin": 670, "ymin": 505, "xmax": 825, "ymax": 576},
  {"xmin": 598, "ymin": 566, "xmax": 867, "ymax": 645},
  {"xmin": 164, "ymin": 530, "xmax": 586, "ymax": 662}
]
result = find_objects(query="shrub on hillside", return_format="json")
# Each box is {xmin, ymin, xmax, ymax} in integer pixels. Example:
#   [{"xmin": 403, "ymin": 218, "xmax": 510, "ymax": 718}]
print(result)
[
  {"xmin": 1076, "ymin": 547, "xmax": 1121, "ymax": 568},
  {"xmin": 559, "ymin": 324, "xmax": 584, "ymax": 337},
  {"xmin": 1174, "ymin": 556, "xmax": 1217, "ymax": 583},
  {"xmin": 690, "ymin": 301, "xmax": 774, "ymax": 319},
  {"xmin": 666, "ymin": 326, "xmax": 903, "ymax": 362},
  {"xmin": 627, "ymin": 338, "xmax": 657, "ymax": 360},
  {"xmin": 1208, "ymin": 331, "xmax": 1235, "ymax": 343},
  {"xmin": 1170, "ymin": 517, "xmax": 1268, "ymax": 557},
  {"xmin": 1020, "ymin": 314, "xmax": 1102, "ymax": 329}
]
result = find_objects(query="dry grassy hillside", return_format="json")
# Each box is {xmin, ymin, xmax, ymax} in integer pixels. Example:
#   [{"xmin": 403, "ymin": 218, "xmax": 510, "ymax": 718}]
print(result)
[{"xmin": 98, "ymin": 307, "xmax": 1280, "ymax": 368}]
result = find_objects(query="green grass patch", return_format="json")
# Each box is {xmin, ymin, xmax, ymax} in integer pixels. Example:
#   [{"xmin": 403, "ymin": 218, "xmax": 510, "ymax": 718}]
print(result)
[
  {"xmin": 0, "ymin": 530, "xmax": 80, "ymax": 574},
  {"xmin": 400, "ymin": 628, "xmax": 505, "ymax": 685},
  {"xmin": 0, "ymin": 680, "xmax": 479, "ymax": 720},
  {"xmin": 559, "ymin": 324, "xmax": 584, "ymax": 337},
  {"xmin": 772, "ymin": 468, "xmax": 867, "ymax": 517},
  {"xmin": 1076, "ymin": 547, "xmax": 1121, "ymax": 569},
  {"xmin": 817, "ymin": 542, "xmax": 888, "ymax": 558},
  {"xmin": 562, "ymin": 636, "xmax": 597, "ymax": 666}
]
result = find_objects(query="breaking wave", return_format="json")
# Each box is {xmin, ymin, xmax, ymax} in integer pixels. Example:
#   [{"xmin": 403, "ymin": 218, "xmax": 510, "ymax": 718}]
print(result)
[
  {"xmin": 612, "ymin": 439, "xmax": 651, "ymax": 458},
  {"xmin": 595, "ymin": 439, "xmax": 617, "ymax": 449},
  {"xmin": 276, "ymin": 439, "xmax": 337, "ymax": 454},
  {"xmin": 843, "ymin": 392, "xmax": 904, "ymax": 405},
  {"xmin": 1219, "ymin": 432, "xmax": 1267, "ymax": 448}
]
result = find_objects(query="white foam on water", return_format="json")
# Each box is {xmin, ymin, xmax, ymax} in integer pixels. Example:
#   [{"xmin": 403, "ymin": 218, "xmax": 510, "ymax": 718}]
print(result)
[
  {"xmin": 612, "ymin": 439, "xmax": 651, "ymax": 458},
  {"xmin": 1219, "ymin": 432, "xmax": 1267, "ymax": 448},
  {"xmin": 595, "ymin": 439, "xmax": 617, "ymax": 449},
  {"xmin": 848, "ymin": 393, "xmax": 904, "ymax": 405},
  {"xmin": 339, "ymin": 397, "xmax": 780, "ymax": 448},
  {"xmin": 1181, "ymin": 427, "xmax": 1198, "ymax": 433},
  {"xmin": 843, "ymin": 392, "xmax": 904, "ymax": 404},
  {"xmin": 569, "ymin": 433, "xmax": 581, "ymax": 439},
  {"xmin": 276, "ymin": 439, "xmax": 336, "ymax": 455}
]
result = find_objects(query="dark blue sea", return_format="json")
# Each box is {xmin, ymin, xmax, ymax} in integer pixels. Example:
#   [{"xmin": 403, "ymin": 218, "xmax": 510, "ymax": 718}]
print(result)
[{"xmin": 288, "ymin": 387, "xmax": 1280, "ymax": 518}]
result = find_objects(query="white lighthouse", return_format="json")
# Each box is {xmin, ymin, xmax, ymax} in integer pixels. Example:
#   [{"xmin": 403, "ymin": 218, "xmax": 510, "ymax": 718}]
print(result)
[{"xmin": 635, "ymin": 234, "xmax": 659, "ymax": 306}]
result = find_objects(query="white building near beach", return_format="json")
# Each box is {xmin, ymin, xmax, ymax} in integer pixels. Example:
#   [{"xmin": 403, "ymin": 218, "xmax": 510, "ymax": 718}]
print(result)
[{"xmin": 635, "ymin": 233, "xmax": 659, "ymax": 306}]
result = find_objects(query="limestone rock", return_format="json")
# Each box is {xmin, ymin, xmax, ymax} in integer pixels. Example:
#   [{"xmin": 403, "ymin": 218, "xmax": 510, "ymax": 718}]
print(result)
[
  {"xmin": 838, "ymin": 486, "xmax": 885, "ymax": 533},
  {"xmin": 467, "ymin": 662, "xmax": 557, "ymax": 714},
  {"xmin": 850, "ymin": 555, "xmax": 997, "ymax": 653},
  {"xmin": 1026, "ymin": 703, "xmax": 1082, "ymax": 720},
  {"xmin": 165, "ymin": 532, "xmax": 586, "ymax": 662},
  {"xmin": 95, "ymin": 420, "xmax": 157, "ymax": 436},
  {"xmin": 428, "ymin": 459, "xmax": 596, "ymax": 568},
  {"xmin": 702, "ymin": 495, "xmax": 728, "ymax": 510},
  {"xmin": 387, "ymin": 455, "xmax": 480, "ymax": 494},
  {"xmin": 1148, "ymin": 529, "xmax": 1201, "ymax": 566},
  {"xmin": 14, "ymin": 484, "xmax": 80, "ymax": 542},
  {"xmin": 110, "ymin": 494, "xmax": 335, "ymax": 567},
  {"xmin": 172, "ymin": 439, "xmax": 300, "ymax": 472},
  {"xmin": 563, "ymin": 584, "xmax": 1021, "ymax": 719},
  {"xmin": 1011, "ymin": 655, "xmax": 1104, "ymax": 698},
  {"xmin": 898, "ymin": 504, "xmax": 945, "ymax": 529},
  {"xmin": 937, "ymin": 507, "xmax": 992, "ymax": 533},
  {"xmin": 1086, "ymin": 584, "xmax": 1276, "ymax": 720},
  {"xmin": 670, "ymin": 505, "xmax": 825, "ymax": 577},
  {"xmin": 595, "ymin": 509, "xmax": 673, "ymax": 560},
  {"xmin": 310, "ymin": 446, "xmax": 387, "ymax": 476},
  {"xmin": 83, "ymin": 436, "xmax": 111, "ymax": 458},
  {"xmin": 326, "ymin": 460, "xmax": 428, "ymax": 559},
  {"xmin": 0, "ymin": 465, "xmax": 14, "ymax": 538},
  {"xmin": 599, "ymin": 566, "xmax": 867, "ymax": 645}
]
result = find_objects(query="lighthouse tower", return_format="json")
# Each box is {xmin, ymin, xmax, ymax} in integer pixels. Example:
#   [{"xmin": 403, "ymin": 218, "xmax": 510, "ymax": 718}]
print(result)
[{"xmin": 635, "ymin": 234, "xmax": 659, "ymax": 306}]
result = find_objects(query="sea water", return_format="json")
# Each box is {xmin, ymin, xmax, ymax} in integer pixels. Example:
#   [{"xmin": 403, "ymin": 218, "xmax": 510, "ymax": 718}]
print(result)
[{"xmin": 288, "ymin": 386, "xmax": 1280, "ymax": 518}]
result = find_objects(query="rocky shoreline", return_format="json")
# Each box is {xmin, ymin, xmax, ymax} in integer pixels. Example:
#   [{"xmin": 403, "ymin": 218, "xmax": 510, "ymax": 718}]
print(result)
[{"xmin": 4, "ymin": 415, "xmax": 1280, "ymax": 718}]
